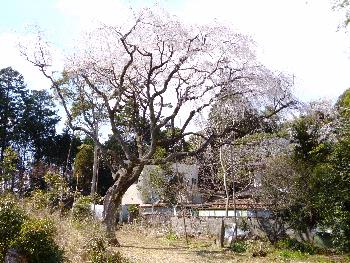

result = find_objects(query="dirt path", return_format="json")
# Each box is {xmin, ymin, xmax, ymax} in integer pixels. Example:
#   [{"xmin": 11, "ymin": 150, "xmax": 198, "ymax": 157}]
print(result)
[
  {"xmin": 115, "ymin": 228, "xmax": 274, "ymax": 263},
  {"xmin": 114, "ymin": 227, "xmax": 349, "ymax": 263}
]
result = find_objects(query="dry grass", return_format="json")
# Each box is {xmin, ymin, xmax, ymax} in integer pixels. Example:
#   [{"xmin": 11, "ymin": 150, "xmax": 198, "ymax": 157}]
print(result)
[
  {"xmin": 54, "ymin": 216, "xmax": 105, "ymax": 263},
  {"xmin": 115, "ymin": 226, "xmax": 260, "ymax": 263},
  {"xmin": 21, "ymin": 200, "xmax": 350, "ymax": 263},
  {"xmin": 22, "ymin": 201, "xmax": 106, "ymax": 263},
  {"xmin": 114, "ymin": 226, "xmax": 350, "ymax": 263}
]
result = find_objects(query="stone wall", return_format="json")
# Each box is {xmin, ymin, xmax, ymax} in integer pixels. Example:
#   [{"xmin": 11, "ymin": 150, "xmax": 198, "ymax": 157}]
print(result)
[
  {"xmin": 140, "ymin": 213, "xmax": 172, "ymax": 228},
  {"xmin": 169, "ymin": 216, "xmax": 285, "ymax": 240}
]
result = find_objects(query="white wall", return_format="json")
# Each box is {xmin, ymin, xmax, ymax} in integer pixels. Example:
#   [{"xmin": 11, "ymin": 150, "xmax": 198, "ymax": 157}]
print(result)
[{"xmin": 121, "ymin": 164, "xmax": 200, "ymax": 205}]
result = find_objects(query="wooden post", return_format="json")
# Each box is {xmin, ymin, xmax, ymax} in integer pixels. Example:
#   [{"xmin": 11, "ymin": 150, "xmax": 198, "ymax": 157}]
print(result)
[{"xmin": 231, "ymin": 144, "xmax": 238, "ymax": 242}]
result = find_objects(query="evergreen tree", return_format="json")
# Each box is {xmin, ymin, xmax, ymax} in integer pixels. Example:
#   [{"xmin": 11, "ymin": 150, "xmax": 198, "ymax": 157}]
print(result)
[{"xmin": 0, "ymin": 67, "xmax": 27, "ymax": 161}]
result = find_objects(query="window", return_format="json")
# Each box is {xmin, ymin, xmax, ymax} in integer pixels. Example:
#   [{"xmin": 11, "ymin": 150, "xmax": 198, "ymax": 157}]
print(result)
[{"xmin": 191, "ymin": 178, "xmax": 197, "ymax": 185}]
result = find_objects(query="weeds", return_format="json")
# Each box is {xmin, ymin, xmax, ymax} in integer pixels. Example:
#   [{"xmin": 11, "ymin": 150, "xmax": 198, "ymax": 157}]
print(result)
[
  {"xmin": 165, "ymin": 229, "xmax": 178, "ymax": 241},
  {"xmin": 278, "ymin": 249, "xmax": 309, "ymax": 260},
  {"xmin": 85, "ymin": 237, "xmax": 130, "ymax": 263},
  {"xmin": 275, "ymin": 238, "xmax": 318, "ymax": 254},
  {"xmin": 0, "ymin": 196, "xmax": 64, "ymax": 262},
  {"xmin": 230, "ymin": 241, "xmax": 247, "ymax": 253},
  {"xmin": 22, "ymin": 196, "xmax": 130, "ymax": 263}
]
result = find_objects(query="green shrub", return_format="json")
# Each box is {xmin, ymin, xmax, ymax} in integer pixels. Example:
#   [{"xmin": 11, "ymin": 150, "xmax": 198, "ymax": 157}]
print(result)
[
  {"xmin": 230, "ymin": 240, "xmax": 247, "ymax": 253},
  {"xmin": 165, "ymin": 230, "xmax": 178, "ymax": 241},
  {"xmin": 275, "ymin": 238, "xmax": 318, "ymax": 254},
  {"xmin": 127, "ymin": 204, "xmax": 139, "ymax": 215},
  {"xmin": 106, "ymin": 251, "xmax": 130, "ymax": 263},
  {"xmin": 86, "ymin": 237, "xmax": 129, "ymax": 263},
  {"xmin": 0, "ymin": 196, "xmax": 27, "ymax": 261},
  {"xmin": 43, "ymin": 171, "xmax": 74, "ymax": 212},
  {"xmin": 71, "ymin": 195, "xmax": 93, "ymax": 221},
  {"xmin": 86, "ymin": 237, "xmax": 105, "ymax": 263},
  {"xmin": 11, "ymin": 218, "xmax": 64, "ymax": 263},
  {"xmin": 279, "ymin": 250, "xmax": 309, "ymax": 260},
  {"xmin": 30, "ymin": 189, "xmax": 50, "ymax": 209},
  {"xmin": 239, "ymin": 219, "xmax": 249, "ymax": 232}
]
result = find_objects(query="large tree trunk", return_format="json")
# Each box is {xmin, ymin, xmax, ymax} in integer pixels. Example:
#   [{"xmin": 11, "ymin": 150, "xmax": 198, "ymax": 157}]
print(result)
[
  {"xmin": 102, "ymin": 164, "xmax": 144, "ymax": 246},
  {"xmin": 102, "ymin": 184, "xmax": 121, "ymax": 246}
]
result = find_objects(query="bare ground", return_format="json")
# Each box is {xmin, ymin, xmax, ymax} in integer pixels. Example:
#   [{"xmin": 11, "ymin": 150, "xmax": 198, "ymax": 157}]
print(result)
[{"xmin": 114, "ymin": 227, "xmax": 349, "ymax": 263}]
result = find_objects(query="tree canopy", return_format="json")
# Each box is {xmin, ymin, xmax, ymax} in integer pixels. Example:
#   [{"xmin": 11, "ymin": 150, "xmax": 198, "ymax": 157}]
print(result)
[{"xmin": 22, "ymin": 9, "xmax": 294, "ymax": 241}]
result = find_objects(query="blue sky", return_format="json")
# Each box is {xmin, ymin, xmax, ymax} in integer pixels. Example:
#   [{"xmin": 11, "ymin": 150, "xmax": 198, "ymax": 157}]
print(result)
[
  {"xmin": 2, "ymin": 0, "xmax": 64, "ymax": 34},
  {"xmin": 1, "ymin": 0, "xmax": 80, "ymax": 46},
  {"xmin": 1, "ymin": 0, "xmax": 350, "ymax": 103},
  {"xmin": 1, "ymin": 0, "xmax": 54, "ymax": 30}
]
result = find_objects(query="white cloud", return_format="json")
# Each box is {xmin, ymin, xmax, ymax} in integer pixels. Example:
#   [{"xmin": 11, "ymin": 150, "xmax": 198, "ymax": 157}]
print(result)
[
  {"xmin": 55, "ymin": 0, "xmax": 135, "ymax": 30},
  {"xmin": 176, "ymin": 0, "xmax": 350, "ymax": 101},
  {"xmin": 0, "ymin": 32, "xmax": 51, "ymax": 90},
  {"xmin": 15, "ymin": 0, "xmax": 350, "ymax": 102}
]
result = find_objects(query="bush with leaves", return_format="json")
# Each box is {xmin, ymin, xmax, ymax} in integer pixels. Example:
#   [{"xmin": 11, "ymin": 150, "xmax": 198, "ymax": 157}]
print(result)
[
  {"xmin": 317, "ymin": 137, "xmax": 350, "ymax": 252},
  {"xmin": 127, "ymin": 204, "xmax": 139, "ymax": 222},
  {"xmin": 30, "ymin": 189, "xmax": 50, "ymax": 210},
  {"xmin": 71, "ymin": 195, "xmax": 94, "ymax": 221},
  {"xmin": 165, "ymin": 230, "xmax": 178, "ymax": 241},
  {"xmin": 85, "ymin": 237, "xmax": 129, "ymax": 263},
  {"xmin": 44, "ymin": 171, "xmax": 69, "ymax": 208},
  {"xmin": 230, "ymin": 241, "xmax": 247, "ymax": 253},
  {"xmin": 275, "ymin": 238, "xmax": 318, "ymax": 255},
  {"xmin": 0, "ymin": 147, "xmax": 20, "ymax": 192},
  {"xmin": 11, "ymin": 218, "xmax": 64, "ymax": 263},
  {"xmin": 0, "ymin": 196, "xmax": 64, "ymax": 262},
  {"xmin": 0, "ymin": 196, "xmax": 27, "ymax": 261}
]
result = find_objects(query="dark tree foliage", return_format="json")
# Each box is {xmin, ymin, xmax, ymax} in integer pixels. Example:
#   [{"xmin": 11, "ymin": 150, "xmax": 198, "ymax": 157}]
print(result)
[
  {"xmin": 264, "ymin": 103, "xmax": 349, "ymax": 251},
  {"xmin": 0, "ymin": 67, "xmax": 27, "ymax": 161},
  {"xmin": 73, "ymin": 144, "xmax": 94, "ymax": 195},
  {"xmin": 27, "ymin": 131, "xmax": 82, "ymax": 191},
  {"xmin": 0, "ymin": 67, "xmax": 78, "ymax": 193},
  {"xmin": 72, "ymin": 137, "xmax": 121, "ymax": 196},
  {"xmin": 291, "ymin": 117, "xmax": 331, "ymax": 163},
  {"xmin": 96, "ymin": 162, "xmax": 114, "ymax": 197},
  {"xmin": 18, "ymin": 90, "xmax": 60, "ymax": 162},
  {"xmin": 335, "ymin": 87, "xmax": 350, "ymax": 117},
  {"xmin": 0, "ymin": 67, "xmax": 60, "ymax": 163},
  {"xmin": 29, "ymin": 161, "xmax": 51, "ymax": 190},
  {"xmin": 45, "ymin": 130, "xmax": 81, "ymax": 168},
  {"xmin": 275, "ymin": 116, "xmax": 331, "ymax": 241},
  {"xmin": 324, "ymin": 136, "xmax": 350, "ymax": 251}
]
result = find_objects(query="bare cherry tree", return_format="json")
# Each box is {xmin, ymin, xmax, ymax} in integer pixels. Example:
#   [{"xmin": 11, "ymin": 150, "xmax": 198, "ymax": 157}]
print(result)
[
  {"xmin": 21, "ymin": 9, "xmax": 294, "ymax": 244},
  {"xmin": 198, "ymin": 75, "xmax": 294, "ymax": 246}
]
